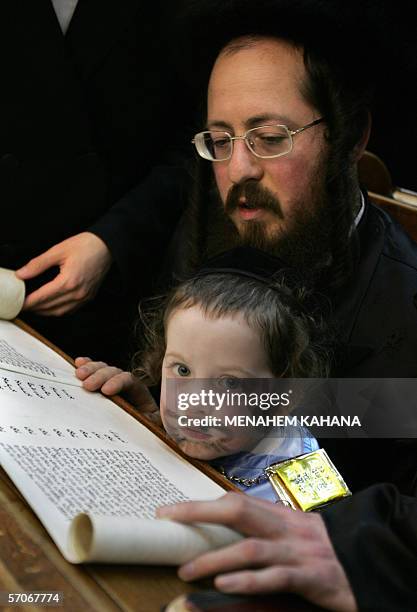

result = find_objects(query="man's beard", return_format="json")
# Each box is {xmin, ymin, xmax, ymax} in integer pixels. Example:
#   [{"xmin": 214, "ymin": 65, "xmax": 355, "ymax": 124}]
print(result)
[{"xmin": 205, "ymin": 170, "xmax": 336, "ymax": 284}]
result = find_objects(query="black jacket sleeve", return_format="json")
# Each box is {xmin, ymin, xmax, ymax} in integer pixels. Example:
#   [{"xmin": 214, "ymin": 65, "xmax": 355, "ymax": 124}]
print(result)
[
  {"xmin": 322, "ymin": 484, "xmax": 417, "ymax": 611},
  {"xmin": 89, "ymin": 163, "xmax": 190, "ymax": 295}
]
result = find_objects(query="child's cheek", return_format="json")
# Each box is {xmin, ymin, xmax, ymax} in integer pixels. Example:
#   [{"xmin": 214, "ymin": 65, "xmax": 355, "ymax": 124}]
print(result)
[
  {"xmin": 159, "ymin": 378, "xmax": 169, "ymax": 430},
  {"xmin": 179, "ymin": 439, "xmax": 219, "ymax": 461},
  {"xmin": 159, "ymin": 401, "xmax": 168, "ymax": 430}
]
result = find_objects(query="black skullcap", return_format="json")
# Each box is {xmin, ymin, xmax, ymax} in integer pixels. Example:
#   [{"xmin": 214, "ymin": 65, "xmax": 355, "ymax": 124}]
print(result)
[
  {"xmin": 197, "ymin": 246, "xmax": 288, "ymax": 286},
  {"xmin": 192, "ymin": 247, "xmax": 331, "ymax": 324}
]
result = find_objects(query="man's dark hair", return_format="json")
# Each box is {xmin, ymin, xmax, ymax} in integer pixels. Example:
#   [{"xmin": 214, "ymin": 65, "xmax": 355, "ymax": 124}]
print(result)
[{"xmin": 179, "ymin": 0, "xmax": 375, "ymax": 154}]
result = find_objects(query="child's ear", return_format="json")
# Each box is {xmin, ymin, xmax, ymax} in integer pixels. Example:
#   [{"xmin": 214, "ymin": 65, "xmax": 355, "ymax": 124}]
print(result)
[{"xmin": 353, "ymin": 111, "xmax": 372, "ymax": 162}]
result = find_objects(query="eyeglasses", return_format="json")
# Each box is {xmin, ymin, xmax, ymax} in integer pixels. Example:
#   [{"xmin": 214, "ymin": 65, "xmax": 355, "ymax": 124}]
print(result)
[{"xmin": 192, "ymin": 118, "xmax": 324, "ymax": 161}]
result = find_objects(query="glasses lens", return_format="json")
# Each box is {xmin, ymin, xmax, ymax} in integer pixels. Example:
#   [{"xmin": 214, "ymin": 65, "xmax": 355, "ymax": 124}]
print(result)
[
  {"xmin": 247, "ymin": 126, "xmax": 291, "ymax": 158},
  {"xmin": 195, "ymin": 131, "xmax": 232, "ymax": 161}
]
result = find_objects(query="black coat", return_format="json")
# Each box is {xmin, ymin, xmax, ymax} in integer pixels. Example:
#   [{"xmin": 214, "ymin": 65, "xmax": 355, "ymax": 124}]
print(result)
[
  {"xmin": 323, "ymin": 483, "xmax": 417, "ymax": 611},
  {"xmin": 335, "ymin": 201, "xmax": 417, "ymax": 378},
  {"xmin": 320, "ymin": 205, "xmax": 417, "ymax": 609},
  {"xmin": 320, "ymin": 202, "xmax": 417, "ymax": 497},
  {"xmin": 0, "ymin": 0, "xmax": 191, "ymax": 365}
]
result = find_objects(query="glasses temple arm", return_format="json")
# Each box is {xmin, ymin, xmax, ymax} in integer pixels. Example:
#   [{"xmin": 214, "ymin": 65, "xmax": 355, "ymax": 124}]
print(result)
[{"xmin": 291, "ymin": 117, "xmax": 324, "ymax": 136}]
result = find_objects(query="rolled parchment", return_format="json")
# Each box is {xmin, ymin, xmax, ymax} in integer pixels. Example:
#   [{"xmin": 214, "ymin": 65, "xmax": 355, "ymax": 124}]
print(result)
[
  {"xmin": 0, "ymin": 268, "xmax": 25, "ymax": 320},
  {"xmin": 68, "ymin": 514, "xmax": 242, "ymax": 564}
]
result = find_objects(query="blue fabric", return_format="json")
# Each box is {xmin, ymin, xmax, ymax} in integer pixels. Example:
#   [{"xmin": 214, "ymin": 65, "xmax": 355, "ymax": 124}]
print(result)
[{"xmin": 210, "ymin": 426, "xmax": 319, "ymax": 502}]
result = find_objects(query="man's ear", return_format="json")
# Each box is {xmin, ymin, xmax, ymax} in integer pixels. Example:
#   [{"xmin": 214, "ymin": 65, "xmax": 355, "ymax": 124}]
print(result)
[{"xmin": 353, "ymin": 111, "xmax": 372, "ymax": 162}]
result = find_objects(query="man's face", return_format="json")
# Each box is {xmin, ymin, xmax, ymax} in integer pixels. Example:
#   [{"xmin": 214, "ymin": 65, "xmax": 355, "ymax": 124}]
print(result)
[{"xmin": 207, "ymin": 37, "xmax": 328, "ymax": 244}]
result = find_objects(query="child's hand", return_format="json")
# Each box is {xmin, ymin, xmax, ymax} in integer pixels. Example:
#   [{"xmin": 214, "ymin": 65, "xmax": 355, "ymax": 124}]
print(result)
[
  {"xmin": 75, "ymin": 357, "xmax": 128, "ymax": 394},
  {"xmin": 74, "ymin": 357, "xmax": 158, "ymax": 413}
]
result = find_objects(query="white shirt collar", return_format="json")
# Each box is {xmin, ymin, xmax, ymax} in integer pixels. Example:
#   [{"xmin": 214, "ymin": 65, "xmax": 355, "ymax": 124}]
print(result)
[
  {"xmin": 354, "ymin": 192, "xmax": 365, "ymax": 227},
  {"xmin": 51, "ymin": 0, "xmax": 79, "ymax": 34}
]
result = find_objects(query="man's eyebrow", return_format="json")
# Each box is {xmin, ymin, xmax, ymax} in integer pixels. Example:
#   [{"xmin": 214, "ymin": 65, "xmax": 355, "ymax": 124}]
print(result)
[
  {"xmin": 206, "ymin": 120, "xmax": 233, "ymax": 131},
  {"xmin": 245, "ymin": 114, "xmax": 295, "ymax": 128},
  {"xmin": 207, "ymin": 114, "xmax": 296, "ymax": 131}
]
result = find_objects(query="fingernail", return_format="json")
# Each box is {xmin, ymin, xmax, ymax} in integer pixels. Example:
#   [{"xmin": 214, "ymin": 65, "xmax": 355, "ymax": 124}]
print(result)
[
  {"xmin": 216, "ymin": 575, "xmax": 239, "ymax": 592},
  {"xmin": 178, "ymin": 562, "xmax": 194, "ymax": 580},
  {"xmin": 156, "ymin": 506, "xmax": 174, "ymax": 519}
]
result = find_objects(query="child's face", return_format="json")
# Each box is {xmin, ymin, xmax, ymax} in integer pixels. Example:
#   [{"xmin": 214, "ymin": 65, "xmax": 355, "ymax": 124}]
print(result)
[{"xmin": 160, "ymin": 305, "xmax": 274, "ymax": 460}]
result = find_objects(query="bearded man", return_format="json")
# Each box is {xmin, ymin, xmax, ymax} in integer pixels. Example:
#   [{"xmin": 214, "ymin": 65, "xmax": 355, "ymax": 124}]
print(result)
[
  {"xmin": 170, "ymin": 3, "xmax": 417, "ymax": 381},
  {"xmin": 75, "ymin": 3, "xmax": 417, "ymax": 608},
  {"xmin": 155, "ymin": 2, "xmax": 417, "ymax": 609}
]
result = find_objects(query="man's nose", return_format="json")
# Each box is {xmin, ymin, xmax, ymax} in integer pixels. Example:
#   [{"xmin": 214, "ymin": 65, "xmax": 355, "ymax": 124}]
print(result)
[{"xmin": 227, "ymin": 139, "xmax": 263, "ymax": 185}]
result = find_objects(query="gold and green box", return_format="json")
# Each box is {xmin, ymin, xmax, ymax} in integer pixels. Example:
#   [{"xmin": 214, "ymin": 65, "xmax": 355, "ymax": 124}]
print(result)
[{"xmin": 266, "ymin": 448, "xmax": 351, "ymax": 511}]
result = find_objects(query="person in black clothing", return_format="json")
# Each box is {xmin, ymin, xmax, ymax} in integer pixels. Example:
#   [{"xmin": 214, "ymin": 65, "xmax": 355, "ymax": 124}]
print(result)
[
  {"xmin": 168, "ymin": 1, "xmax": 417, "ymax": 379},
  {"xmin": 158, "ymin": 484, "xmax": 417, "ymax": 612},
  {"xmin": 165, "ymin": 0, "xmax": 417, "ymax": 497},
  {"xmin": 152, "ymin": 2, "xmax": 417, "ymax": 609},
  {"xmin": 72, "ymin": 2, "xmax": 416, "ymax": 607},
  {"xmin": 0, "ymin": 1, "xmax": 191, "ymax": 366}
]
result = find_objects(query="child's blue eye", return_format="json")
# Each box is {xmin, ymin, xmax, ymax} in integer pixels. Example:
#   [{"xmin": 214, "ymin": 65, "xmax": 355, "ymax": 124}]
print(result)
[
  {"xmin": 174, "ymin": 363, "xmax": 191, "ymax": 377},
  {"xmin": 217, "ymin": 376, "xmax": 241, "ymax": 390}
]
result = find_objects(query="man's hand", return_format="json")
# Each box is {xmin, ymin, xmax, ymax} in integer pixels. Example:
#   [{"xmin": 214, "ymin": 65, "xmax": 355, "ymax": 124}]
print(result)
[
  {"xmin": 75, "ymin": 357, "xmax": 159, "ymax": 414},
  {"xmin": 16, "ymin": 232, "xmax": 112, "ymax": 316},
  {"xmin": 157, "ymin": 493, "xmax": 357, "ymax": 612}
]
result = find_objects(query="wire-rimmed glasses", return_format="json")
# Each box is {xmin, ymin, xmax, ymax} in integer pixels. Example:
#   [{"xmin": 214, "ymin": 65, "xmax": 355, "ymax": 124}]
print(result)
[{"xmin": 192, "ymin": 118, "xmax": 324, "ymax": 161}]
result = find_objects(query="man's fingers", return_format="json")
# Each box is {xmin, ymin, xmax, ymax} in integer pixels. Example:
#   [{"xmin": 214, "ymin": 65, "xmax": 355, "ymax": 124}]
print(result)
[
  {"xmin": 178, "ymin": 538, "xmax": 300, "ymax": 582},
  {"xmin": 23, "ymin": 276, "xmax": 90, "ymax": 313},
  {"xmin": 22, "ymin": 276, "xmax": 68, "ymax": 311},
  {"xmin": 157, "ymin": 492, "xmax": 287, "ymax": 538},
  {"xmin": 26, "ymin": 300, "xmax": 82, "ymax": 317},
  {"xmin": 17, "ymin": 233, "xmax": 112, "ymax": 313},
  {"xmin": 216, "ymin": 565, "xmax": 358, "ymax": 611},
  {"xmin": 16, "ymin": 249, "xmax": 59, "ymax": 280},
  {"xmin": 215, "ymin": 566, "xmax": 302, "ymax": 595}
]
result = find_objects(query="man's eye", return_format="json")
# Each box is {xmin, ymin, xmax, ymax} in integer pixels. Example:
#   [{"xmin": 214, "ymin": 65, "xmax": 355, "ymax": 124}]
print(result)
[
  {"xmin": 213, "ymin": 138, "xmax": 230, "ymax": 149},
  {"xmin": 259, "ymin": 134, "xmax": 285, "ymax": 144},
  {"xmin": 174, "ymin": 364, "xmax": 191, "ymax": 377}
]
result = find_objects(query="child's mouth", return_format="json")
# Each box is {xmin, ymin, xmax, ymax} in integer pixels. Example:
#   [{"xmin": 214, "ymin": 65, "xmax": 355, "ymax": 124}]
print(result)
[{"xmin": 183, "ymin": 427, "xmax": 212, "ymax": 440}]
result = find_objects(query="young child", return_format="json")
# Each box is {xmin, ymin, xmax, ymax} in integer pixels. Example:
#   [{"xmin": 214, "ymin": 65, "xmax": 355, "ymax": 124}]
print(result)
[{"xmin": 76, "ymin": 247, "xmax": 330, "ymax": 501}]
